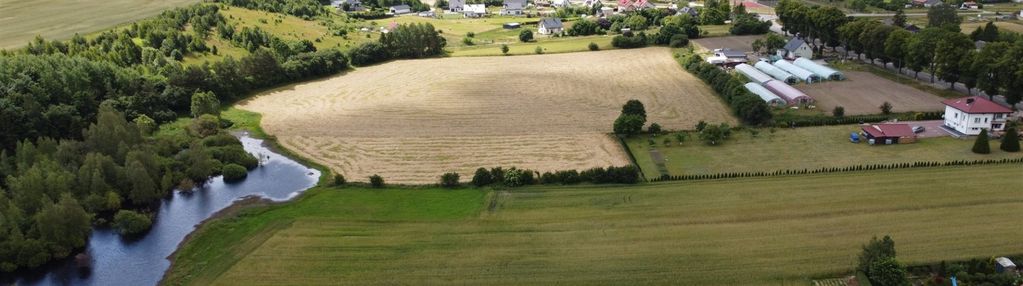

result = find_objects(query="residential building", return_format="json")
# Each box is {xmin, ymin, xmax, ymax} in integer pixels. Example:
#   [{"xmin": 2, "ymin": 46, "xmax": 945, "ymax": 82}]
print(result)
[
  {"xmin": 501, "ymin": 0, "xmax": 527, "ymax": 15},
  {"xmin": 780, "ymin": 37, "xmax": 812, "ymax": 59},
  {"xmin": 861, "ymin": 124, "xmax": 917, "ymax": 145},
  {"xmin": 617, "ymin": 0, "xmax": 654, "ymax": 12},
  {"xmin": 464, "ymin": 4, "xmax": 486, "ymax": 17},
  {"xmin": 942, "ymin": 96, "xmax": 1014, "ymax": 135},
  {"xmin": 538, "ymin": 18, "xmax": 564, "ymax": 34},
  {"xmin": 449, "ymin": 0, "xmax": 465, "ymax": 12},
  {"xmin": 389, "ymin": 4, "xmax": 412, "ymax": 14}
]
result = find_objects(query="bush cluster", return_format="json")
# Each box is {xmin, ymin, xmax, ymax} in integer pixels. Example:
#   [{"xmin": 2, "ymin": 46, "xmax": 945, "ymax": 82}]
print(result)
[
  {"xmin": 112, "ymin": 210, "xmax": 153, "ymax": 236},
  {"xmin": 680, "ymin": 53, "xmax": 772, "ymax": 125},
  {"xmin": 470, "ymin": 166, "xmax": 639, "ymax": 187},
  {"xmin": 612, "ymin": 33, "xmax": 649, "ymax": 49}
]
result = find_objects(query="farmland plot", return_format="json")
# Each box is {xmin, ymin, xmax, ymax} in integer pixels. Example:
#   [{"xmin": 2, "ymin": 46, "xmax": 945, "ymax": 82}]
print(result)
[
  {"xmin": 241, "ymin": 48, "xmax": 736, "ymax": 183},
  {"xmin": 799, "ymin": 71, "xmax": 947, "ymax": 115}
]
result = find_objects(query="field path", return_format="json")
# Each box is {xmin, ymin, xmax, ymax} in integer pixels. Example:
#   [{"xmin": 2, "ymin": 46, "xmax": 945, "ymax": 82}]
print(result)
[{"xmin": 241, "ymin": 48, "xmax": 736, "ymax": 183}]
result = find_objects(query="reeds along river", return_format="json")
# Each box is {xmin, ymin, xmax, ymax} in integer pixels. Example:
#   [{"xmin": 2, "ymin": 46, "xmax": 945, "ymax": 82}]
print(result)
[{"xmin": 10, "ymin": 133, "xmax": 319, "ymax": 286}]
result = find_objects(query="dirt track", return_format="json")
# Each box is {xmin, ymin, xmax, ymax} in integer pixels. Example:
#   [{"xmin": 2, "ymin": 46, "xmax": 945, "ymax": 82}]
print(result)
[{"xmin": 241, "ymin": 48, "xmax": 736, "ymax": 183}]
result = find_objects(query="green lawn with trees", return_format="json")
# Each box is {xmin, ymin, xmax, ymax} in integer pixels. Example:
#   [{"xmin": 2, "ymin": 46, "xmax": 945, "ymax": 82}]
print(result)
[
  {"xmin": 165, "ymin": 165, "xmax": 1023, "ymax": 285},
  {"xmin": 625, "ymin": 124, "xmax": 1021, "ymax": 179}
]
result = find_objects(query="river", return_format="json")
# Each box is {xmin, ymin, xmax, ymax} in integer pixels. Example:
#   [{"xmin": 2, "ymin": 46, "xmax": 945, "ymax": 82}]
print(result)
[{"xmin": 12, "ymin": 133, "xmax": 320, "ymax": 286}]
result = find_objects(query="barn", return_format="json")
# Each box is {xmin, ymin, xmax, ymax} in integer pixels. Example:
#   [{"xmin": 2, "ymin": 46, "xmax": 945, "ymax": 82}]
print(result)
[
  {"xmin": 861, "ymin": 124, "xmax": 917, "ymax": 145},
  {"xmin": 773, "ymin": 60, "xmax": 821, "ymax": 83},
  {"xmin": 735, "ymin": 63, "xmax": 773, "ymax": 84},
  {"xmin": 744, "ymin": 83, "xmax": 787, "ymax": 106},
  {"xmin": 754, "ymin": 61, "xmax": 799, "ymax": 84},
  {"xmin": 793, "ymin": 58, "xmax": 844, "ymax": 80}
]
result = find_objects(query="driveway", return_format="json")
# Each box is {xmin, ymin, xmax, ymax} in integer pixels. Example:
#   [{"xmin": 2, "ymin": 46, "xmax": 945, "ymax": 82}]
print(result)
[{"xmin": 894, "ymin": 120, "xmax": 950, "ymax": 138}]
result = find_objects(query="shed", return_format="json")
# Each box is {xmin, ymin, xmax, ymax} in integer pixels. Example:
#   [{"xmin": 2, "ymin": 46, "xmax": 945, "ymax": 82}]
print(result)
[
  {"xmin": 861, "ymin": 124, "xmax": 917, "ymax": 145},
  {"xmin": 735, "ymin": 64, "xmax": 774, "ymax": 84},
  {"xmin": 996, "ymin": 257, "xmax": 1017, "ymax": 273},
  {"xmin": 389, "ymin": 4, "xmax": 412, "ymax": 14},
  {"xmin": 793, "ymin": 58, "xmax": 844, "ymax": 80},
  {"xmin": 744, "ymin": 83, "xmax": 787, "ymax": 106},
  {"xmin": 773, "ymin": 60, "xmax": 821, "ymax": 83},
  {"xmin": 763, "ymin": 80, "xmax": 813, "ymax": 104},
  {"xmin": 503, "ymin": 22, "xmax": 521, "ymax": 29},
  {"xmin": 754, "ymin": 61, "xmax": 799, "ymax": 84}
]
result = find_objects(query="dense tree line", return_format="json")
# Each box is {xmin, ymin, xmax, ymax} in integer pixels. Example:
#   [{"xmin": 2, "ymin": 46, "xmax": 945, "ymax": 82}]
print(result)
[
  {"xmin": 0, "ymin": 105, "xmax": 258, "ymax": 272},
  {"xmin": 729, "ymin": 5, "xmax": 771, "ymax": 35},
  {"xmin": 219, "ymin": 0, "xmax": 329, "ymax": 18},
  {"xmin": 470, "ymin": 165, "xmax": 639, "ymax": 187},
  {"xmin": 349, "ymin": 23, "xmax": 446, "ymax": 66},
  {"xmin": 779, "ymin": 0, "xmax": 1023, "ymax": 106},
  {"xmin": 680, "ymin": 54, "xmax": 773, "ymax": 125}
]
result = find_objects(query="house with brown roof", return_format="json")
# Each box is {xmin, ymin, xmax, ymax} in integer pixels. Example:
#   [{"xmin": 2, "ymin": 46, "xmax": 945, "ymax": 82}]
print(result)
[
  {"xmin": 942, "ymin": 96, "xmax": 1014, "ymax": 136},
  {"xmin": 862, "ymin": 124, "xmax": 917, "ymax": 145}
]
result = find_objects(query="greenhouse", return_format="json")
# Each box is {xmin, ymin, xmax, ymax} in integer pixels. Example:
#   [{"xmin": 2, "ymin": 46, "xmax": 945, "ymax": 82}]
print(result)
[
  {"xmin": 735, "ymin": 63, "xmax": 773, "ymax": 84},
  {"xmin": 793, "ymin": 58, "xmax": 845, "ymax": 80},
  {"xmin": 754, "ymin": 61, "xmax": 799, "ymax": 84},
  {"xmin": 744, "ymin": 82, "xmax": 787, "ymax": 106},
  {"xmin": 764, "ymin": 80, "xmax": 813, "ymax": 105},
  {"xmin": 772, "ymin": 60, "xmax": 821, "ymax": 83}
]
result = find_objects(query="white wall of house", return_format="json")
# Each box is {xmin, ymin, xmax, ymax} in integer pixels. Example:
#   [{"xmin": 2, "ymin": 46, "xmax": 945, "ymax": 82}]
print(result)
[
  {"xmin": 944, "ymin": 106, "xmax": 1009, "ymax": 135},
  {"xmin": 538, "ymin": 25, "xmax": 562, "ymax": 34},
  {"xmin": 790, "ymin": 43, "xmax": 812, "ymax": 59}
]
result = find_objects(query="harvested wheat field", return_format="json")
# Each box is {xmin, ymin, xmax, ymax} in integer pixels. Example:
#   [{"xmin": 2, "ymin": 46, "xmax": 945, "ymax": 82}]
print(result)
[
  {"xmin": 798, "ymin": 71, "xmax": 946, "ymax": 115},
  {"xmin": 241, "ymin": 48, "xmax": 735, "ymax": 183}
]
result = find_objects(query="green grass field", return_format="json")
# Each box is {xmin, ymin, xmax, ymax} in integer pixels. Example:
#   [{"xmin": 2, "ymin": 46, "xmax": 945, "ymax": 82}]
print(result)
[
  {"xmin": 0, "ymin": 0, "xmax": 199, "ymax": 49},
  {"xmin": 450, "ymin": 35, "xmax": 615, "ymax": 56},
  {"xmin": 164, "ymin": 165, "xmax": 1023, "ymax": 285},
  {"xmin": 626, "ymin": 125, "xmax": 1021, "ymax": 179}
]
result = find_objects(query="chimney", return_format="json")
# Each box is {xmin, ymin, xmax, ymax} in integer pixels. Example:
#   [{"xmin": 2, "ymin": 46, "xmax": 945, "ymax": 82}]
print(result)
[{"xmin": 966, "ymin": 98, "xmax": 975, "ymax": 105}]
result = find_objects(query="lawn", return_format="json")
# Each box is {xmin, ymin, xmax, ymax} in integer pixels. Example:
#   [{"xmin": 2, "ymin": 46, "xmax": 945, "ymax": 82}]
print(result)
[
  {"xmin": 626, "ymin": 124, "xmax": 1021, "ymax": 179},
  {"xmin": 0, "ymin": 0, "xmax": 198, "ymax": 49},
  {"xmin": 961, "ymin": 20, "xmax": 1023, "ymax": 35},
  {"xmin": 450, "ymin": 35, "xmax": 615, "ymax": 56},
  {"xmin": 164, "ymin": 165, "xmax": 1023, "ymax": 285}
]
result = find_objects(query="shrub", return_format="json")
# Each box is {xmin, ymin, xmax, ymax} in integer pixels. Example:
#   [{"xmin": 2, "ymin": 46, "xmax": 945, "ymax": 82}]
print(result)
[
  {"xmin": 611, "ymin": 34, "xmax": 648, "ymax": 48},
  {"xmin": 972, "ymin": 129, "xmax": 991, "ymax": 154},
  {"xmin": 534, "ymin": 46, "xmax": 544, "ymax": 54},
  {"xmin": 614, "ymin": 114, "xmax": 645, "ymax": 135},
  {"xmin": 1001, "ymin": 127, "xmax": 1020, "ymax": 152},
  {"xmin": 222, "ymin": 163, "xmax": 248, "ymax": 182},
  {"xmin": 503, "ymin": 168, "xmax": 534, "ymax": 187},
  {"xmin": 333, "ymin": 174, "xmax": 346, "ymax": 185},
  {"xmin": 588, "ymin": 42, "xmax": 599, "ymax": 51},
  {"xmin": 833, "ymin": 106, "xmax": 845, "ymax": 117},
  {"xmin": 519, "ymin": 30, "xmax": 533, "ymax": 42},
  {"xmin": 490, "ymin": 167, "xmax": 506, "ymax": 184},
  {"xmin": 471, "ymin": 167, "xmax": 493, "ymax": 187},
  {"xmin": 699, "ymin": 123, "xmax": 732, "ymax": 145},
  {"xmin": 568, "ymin": 19, "xmax": 602, "ymax": 36},
  {"xmin": 189, "ymin": 114, "xmax": 221, "ymax": 138},
  {"xmin": 648, "ymin": 123, "xmax": 662, "ymax": 134},
  {"xmin": 668, "ymin": 34, "xmax": 689, "ymax": 48},
  {"xmin": 369, "ymin": 174, "xmax": 385, "ymax": 188},
  {"xmin": 113, "ymin": 210, "xmax": 152, "ymax": 236},
  {"xmin": 462, "ymin": 37, "xmax": 474, "ymax": 45},
  {"xmin": 880, "ymin": 101, "xmax": 893, "ymax": 114},
  {"xmin": 501, "ymin": 44, "xmax": 509, "ymax": 55},
  {"xmin": 440, "ymin": 172, "xmax": 460, "ymax": 188},
  {"xmin": 348, "ymin": 42, "xmax": 390, "ymax": 66}
]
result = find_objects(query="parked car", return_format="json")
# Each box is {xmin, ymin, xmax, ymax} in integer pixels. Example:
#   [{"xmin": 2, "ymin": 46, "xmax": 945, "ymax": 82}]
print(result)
[{"xmin": 912, "ymin": 126, "xmax": 925, "ymax": 133}]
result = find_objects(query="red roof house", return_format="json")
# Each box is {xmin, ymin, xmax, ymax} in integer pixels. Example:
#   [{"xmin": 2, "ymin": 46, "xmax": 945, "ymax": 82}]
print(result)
[
  {"xmin": 861, "ymin": 124, "xmax": 917, "ymax": 144},
  {"xmin": 942, "ymin": 96, "xmax": 1014, "ymax": 136},
  {"xmin": 942, "ymin": 96, "xmax": 1013, "ymax": 114}
]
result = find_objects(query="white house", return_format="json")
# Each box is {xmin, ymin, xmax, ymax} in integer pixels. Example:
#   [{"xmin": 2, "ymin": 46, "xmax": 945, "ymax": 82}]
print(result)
[
  {"xmin": 942, "ymin": 96, "xmax": 1014, "ymax": 135},
  {"xmin": 389, "ymin": 4, "xmax": 412, "ymax": 14},
  {"xmin": 600, "ymin": 6, "xmax": 614, "ymax": 17},
  {"xmin": 449, "ymin": 0, "xmax": 465, "ymax": 12},
  {"xmin": 538, "ymin": 18, "xmax": 564, "ymax": 34},
  {"xmin": 501, "ymin": 0, "xmax": 527, "ymax": 15},
  {"xmin": 464, "ymin": 4, "xmax": 486, "ymax": 17},
  {"xmin": 779, "ymin": 37, "xmax": 813, "ymax": 59},
  {"xmin": 551, "ymin": 0, "xmax": 570, "ymax": 7},
  {"xmin": 617, "ymin": 0, "xmax": 654, "ymax": 12},
  {"xmin": 334, "ymin": 0, "xmax": 365, "ymax": 11}
]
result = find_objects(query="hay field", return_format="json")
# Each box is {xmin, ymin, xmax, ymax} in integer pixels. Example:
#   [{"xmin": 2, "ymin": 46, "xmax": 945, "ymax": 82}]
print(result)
[
  {"xmin": 240, "ymin": 48, "xmax": 735, "ymax": 183},
  {"xmin": 799, "ymin": 71, "xmax": 947, "ymax": 115},
  {"xmin": 165, "ymin": 165, "xmax": 1023, "ymax": 285},
  {"xmin": 0, "ymin": 0, "xmax": 197, "ymax": 49}
]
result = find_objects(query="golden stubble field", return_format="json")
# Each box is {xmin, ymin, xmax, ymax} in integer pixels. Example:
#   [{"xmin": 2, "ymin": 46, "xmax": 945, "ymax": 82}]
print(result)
[{"xmin": 241, "ymin": 48, "xmax": 736, "ymax": 183}]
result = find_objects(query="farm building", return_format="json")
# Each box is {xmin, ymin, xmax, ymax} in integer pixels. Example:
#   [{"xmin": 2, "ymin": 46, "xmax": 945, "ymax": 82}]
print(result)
[
  {"xmin": 779, "ymin": 37, "xmax": 813, "ymax": 59},
  {"xmin": 449, "ymin": 0, "xmax": 465, "ymax": 12},
  {"xmin": 773, "ymin": 60, "xmax": 821, "ymax": 83},
  {"xmin": 707, "ymin": 49, "xmax": 748, "ymax": 66},
  {"xmin": 464, "ymin": 4, "xmax": 486, "ymax": 17},
  {"xmin": 754, "ymin": 61, "xmax": 799, "ymax": 84},
  {"xmin": 501, "ymin": 0, "xmax": 526, "ymax": 15},
  {"xmin": 995, "ymin": 257, "xmax": 1017, "ymax": 273},
  {"xmin": 793, "ymin": 58, "xmax": 844, "ymax": 80},
  {"xmin": 735, "ymin": 64, "xmax": 773, "ymax": 84},
  {"xmin": 764, "ymin": 80, "xmax": 813, "ymax": 104},
  {"xmin": 861, "ymin": 124, "xmax": 917, "ymax": 145},
  {"xmin": 617, "ymin": 0, "xmax": 655, "ymax": 12},
  {"xmin": 942, "ymin": 96, "xmax": 1014, "ymax": 135},
  {"xmin": 538, "ymin": 18, "xmax": 564, "ymax": 35},
  {"xmin": 744, "ymin": 83, "xmax": 787, "ymax": 106},
  {"xmin": 389, "ymin": 4, "xmax": 412, "ymax": 14}
]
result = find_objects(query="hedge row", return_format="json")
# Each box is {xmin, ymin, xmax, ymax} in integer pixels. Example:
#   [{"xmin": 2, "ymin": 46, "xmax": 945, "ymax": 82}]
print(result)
[
  {"xmin": 470, "ymin": 165, "xmax": 640, "ymax": 187},
  {"xmin": 648, "ymin": 157, "xmax": 1023, "ymax": 182},
  {"xmin": 680, "ymin": 52, "xmax": 773, "ymax": 125}
]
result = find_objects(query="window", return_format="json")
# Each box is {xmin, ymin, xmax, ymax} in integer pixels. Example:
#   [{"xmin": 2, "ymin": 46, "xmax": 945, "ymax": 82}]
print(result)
[
  {"xmin": 985, "ymin": 118, "xmax": 988, "ymax": 123},
  {"xmin": 954, "ymin": 112, "xmax": 958, "ymax": 119},
  {"xmin": 995, "ymin": 114, "xmax": 1004, "ymax": 119},
  {"xmin": 993, "ymin": 124, "xmax": 1003, "ymax": 129},
  {"xmin": 975, "ymin": 118, "xmax": 981, "ymax": 124}
]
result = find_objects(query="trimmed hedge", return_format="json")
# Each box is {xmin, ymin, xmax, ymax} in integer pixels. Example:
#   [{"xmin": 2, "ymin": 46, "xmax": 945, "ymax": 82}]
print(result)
[{"xmin": 648, "ymin": 157, "xmax": 1023, "ymax": 182}]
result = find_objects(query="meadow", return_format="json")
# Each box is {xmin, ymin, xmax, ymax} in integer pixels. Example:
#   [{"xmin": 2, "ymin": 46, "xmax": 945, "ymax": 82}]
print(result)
[
  {"xmin": 0, "ymin": 0, "xmax": 198, "ymax": 49},
  {"xmin": 164, "ymin": 165, "xmax": 1023, "ymax": 285},
  {"xmin": 626, "ymin": 124, "xmax": 1021, "ymax": 179},
  {"xmin": 239, "ymin": 48, "xmax": 736, "ymax": 184}
]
